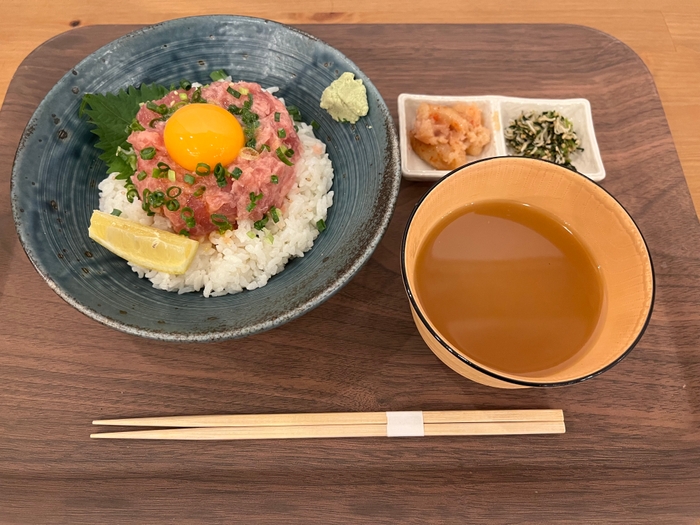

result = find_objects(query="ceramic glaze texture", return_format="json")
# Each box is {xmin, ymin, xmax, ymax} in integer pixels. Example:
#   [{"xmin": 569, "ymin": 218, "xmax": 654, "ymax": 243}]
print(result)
[{"xmin": 11, "ymin": 16, "xmax": 401, "ymax": 341}]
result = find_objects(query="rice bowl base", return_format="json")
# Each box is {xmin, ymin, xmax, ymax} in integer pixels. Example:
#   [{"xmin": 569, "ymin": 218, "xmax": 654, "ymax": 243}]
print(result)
[
  {"xmin": 98, "ymin": 122, "xmax": 334, "ymax": 297},
  {"xmin": 11, "ymin": 15, "xmax": 401, "ymax": 341}
]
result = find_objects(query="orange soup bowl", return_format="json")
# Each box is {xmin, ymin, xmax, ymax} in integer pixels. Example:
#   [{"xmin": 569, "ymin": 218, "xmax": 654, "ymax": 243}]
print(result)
[{"xmin": 401, "ymin": 157, "xmax": 654, "ymax": 388}]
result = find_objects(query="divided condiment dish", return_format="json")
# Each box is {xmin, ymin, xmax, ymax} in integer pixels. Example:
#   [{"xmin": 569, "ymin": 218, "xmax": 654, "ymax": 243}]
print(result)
[{"xmin": 398, "ymin": 93, "xmax": 605, "ymax": 182}]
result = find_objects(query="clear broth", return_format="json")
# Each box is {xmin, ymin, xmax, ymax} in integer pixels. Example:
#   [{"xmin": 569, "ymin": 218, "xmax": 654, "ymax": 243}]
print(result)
[{"xmin": 414, "ymin": 200, "xmax": 604, "ymax": 376}]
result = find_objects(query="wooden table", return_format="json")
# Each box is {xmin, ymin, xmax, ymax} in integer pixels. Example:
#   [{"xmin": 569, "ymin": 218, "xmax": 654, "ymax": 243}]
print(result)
[
  {"xmin": 3, "ymin": 1, "xmax": 700, "ymax": 214},
  {"xmin": 2, "ymin": 15, "xmax": 700, "ymax": 525}
]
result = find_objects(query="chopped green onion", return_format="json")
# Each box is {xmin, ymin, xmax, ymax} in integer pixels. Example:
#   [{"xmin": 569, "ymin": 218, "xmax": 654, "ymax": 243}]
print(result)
[
  {"xmin": 140, "ymin": 147, "xmax": 156, "ymax": 160},
  {"xmin": 231, "ymin": 167, "xmax": 242, "ymax": 180},
  {"xmin": 269, "ymin": 206, "xmax": 280, "ymax": 223},
  {"xmin": 213, "ymin": 163, "xmax": 226, "ymax": 177},
  {"xmin": 285, "ymin": 148, "xmax": 294, "ymax": 157},
  {"xmin": 151, "ymin": 167, "xmax": 164, "ymax": 178},
  {"xmin": 167, "ymin": 169, "xmax": 176, "ymax": 182},
  {"xmin": 245, "ymin": 191, "xmax": 263, "ymax": 212},
  {"xmin": 311, "ymin": 120, "xmax": 320, "ymax": 130},
  {"xmin": 195, "ymin": 163, "xmax": 211, "ymax": 176},
  {"xmin": 230, "ymin": 103, "xmax": 260, "ymax": 150},
  {"xmin": 316, "ymin": 219, "xmax": 326, "ymax": 232},
  {"xmin": 264, "ymin": 232, "xmax": 274, "ymax": 244},
  {"xmin": 126, "ymin": 188, "xmax": 139, "ymax": 203},
  {"xmin": 254, "ymin": 216, "xmax": 268, "ymax": 230},
  {"xmin": 178, "ymin": 92, "xmax": 189, "ymax": 101},
  {"xmin": 239, "ymin": 87, "xmax": 249, "ymax": 95},
  {"xmin": 191, "ymin": 87, "xmax": 204, "ymax": 103},
  {"xmin": 181, "ymin": 207, "xmax": 196, "ymax": 228},
  {"xmin": 165, "ymin": 199, "xmax": 180, "ymax": 212},
  {"xmin": 146, "ymin": 101, "xmax": 168, "ymax": 115},
  {"xmin": 157, "ymin": 161, "xmax": 170, "ymax": 171},
  {"xmin": 166, "ymin": 186, "xmax": 182, "ymax": 198},
  {"xmin": 148, "ymin": 117, "xmax": 163, "ymax": 128},
  {"xmin": 241, "ymin": 109, "xmax": 258, "ymax": 125},
  {"xmin": 274, "ymin": 112, "xmax": 280, "ymax": 122},
  {"xmin": 179, "ymin": 79, "xmax": 192, "ymax": 90},
  {"xmin": 247, "ymin": 230, "xmax": 256, "ymax": 239},
  {"xmin": 184, "ymin": 174, "xmax": 196, "ymax": 185},
  {"xmin": 116, "ymin": 147, "xmax": 137, "ymax": 172},
  {"xmin": 276, "ymin": 146, "xmax": 294, "ymax": 166},
  {"xmin": 193, "ymin": 186, "xmax": 206, "ymax": 197},
  {"xmin": 130, "ymin": 118, "xmax": 145, "ymax": 132},
  {"xmin": 227, "ymin": 86, "xmax": 241, "ymax": 98},
  {"xmin": 141, "ymin": 190, "xmax": 152, "ymax": 214},
  {"xmin": 270, "ymin": 175, "xmax": 278, "ymax": 184},
  {"xmin": 179, "ymin": 229, "xmax": 190, "ymax": 237},
  {"xmin": 210, "ymin": 69, "xmax": 228, "ymax": 81},
  {"xmin": 111, "ymin": 209, "xmax": 122, "ymax": 217},
  {"xmin": 286, "ymin": 105, "xmax": 302, "ymax": 122},
  {"xmin": 277, "ymin": 128, "xmax": 286, "ymax": 138},
  {"xmin": 137, "ymin": 171, "xmax": 148, "ymax": 181},
  {"xmin": 210, "ymin": 213, "xmax": 233, "ymax": 233},
  {"xmin": 148, "ymin": 190, "xmax": 165, "ymax": 208},
  {"xmin": 213, "ymin": 163, "xmax": 229, "ymax": 187},
  {"xmin": 259, "ymin": 144, "xmax": 270, "ymax": 152}
]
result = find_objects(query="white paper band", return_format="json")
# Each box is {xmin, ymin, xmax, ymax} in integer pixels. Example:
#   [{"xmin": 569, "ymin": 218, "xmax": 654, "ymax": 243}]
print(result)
[{"xmin": 386, "ymin": 411, "xmax": 425, "ymax": 437}]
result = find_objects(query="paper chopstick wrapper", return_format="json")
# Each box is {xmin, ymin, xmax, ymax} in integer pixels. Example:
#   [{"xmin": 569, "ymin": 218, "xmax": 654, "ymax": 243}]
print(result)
[{"xmin": 386, "ymin": 411, "xmax": 425, "ymax": 437}]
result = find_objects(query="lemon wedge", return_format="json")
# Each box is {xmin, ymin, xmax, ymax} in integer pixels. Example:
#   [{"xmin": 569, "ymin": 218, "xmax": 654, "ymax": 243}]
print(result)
[{"xmin": 88, "ymin": 210, "xmax": 198, "ymax": 275}]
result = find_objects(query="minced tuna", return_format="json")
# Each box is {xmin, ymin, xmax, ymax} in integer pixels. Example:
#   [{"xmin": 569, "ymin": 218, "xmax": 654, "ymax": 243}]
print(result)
[{"xmin": 128, "ymin": 81, "xmax": 301, "ymax": 238}]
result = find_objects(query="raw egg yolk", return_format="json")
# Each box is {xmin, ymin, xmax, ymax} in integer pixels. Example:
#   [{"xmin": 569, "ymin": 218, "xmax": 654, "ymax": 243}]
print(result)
[{"xmin": 163, "ymin": 104, "xmax": 245, "ymax": 171}]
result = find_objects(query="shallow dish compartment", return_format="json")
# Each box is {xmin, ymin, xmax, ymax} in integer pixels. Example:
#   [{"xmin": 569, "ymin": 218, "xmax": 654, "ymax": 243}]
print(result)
[
  {"xmin": 398, "ymin": 94, "xmax": 500, "ymax": 180},
  {"xmin": 399, "ymin": 94, "xmax": 605, "ymax": 182},
  {"xmin": 499, "ymin": 97, "xmax": 604, "ymax": 181}
]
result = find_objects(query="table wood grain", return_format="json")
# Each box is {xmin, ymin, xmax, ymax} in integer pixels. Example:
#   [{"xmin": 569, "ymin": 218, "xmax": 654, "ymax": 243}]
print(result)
[{"xmin": 1, "ymin": 24, "xmax": 700, "ymax": 524}]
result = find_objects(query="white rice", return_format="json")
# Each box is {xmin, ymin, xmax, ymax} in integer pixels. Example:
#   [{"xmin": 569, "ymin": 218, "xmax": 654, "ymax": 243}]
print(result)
[{"xmin": 98, "ymin": 122, "xmax": 334, "ymax": 297}]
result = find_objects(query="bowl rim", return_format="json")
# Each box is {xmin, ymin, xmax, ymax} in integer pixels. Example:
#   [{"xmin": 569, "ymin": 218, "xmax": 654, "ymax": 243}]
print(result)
[
  {"xmin": 10, "ymin": 15, "xmax": 401, "ymax": 342},
  {"xmin": 400, "ymin": 156, "xmax": 655, "ymax": 387}
]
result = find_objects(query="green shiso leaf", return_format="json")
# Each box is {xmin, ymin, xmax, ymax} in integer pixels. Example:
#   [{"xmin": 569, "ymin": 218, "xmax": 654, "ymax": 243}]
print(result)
[{"xmin": 80, "ymin": 83, "xmax": 169, "ymax": 177}]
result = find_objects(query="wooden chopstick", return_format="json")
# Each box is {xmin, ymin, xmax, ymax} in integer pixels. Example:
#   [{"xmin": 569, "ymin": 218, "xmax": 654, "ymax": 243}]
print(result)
[
  {"xmin": 92, "ymin": 409, "xmax": 563, "ymax": 428},
  {"xmin": 90, "ymin": 420, "xmax": 565, "ymax": 440},
  {"xmin": 90, "ymin": 409, "xmax": 565, "ymax": 440}
]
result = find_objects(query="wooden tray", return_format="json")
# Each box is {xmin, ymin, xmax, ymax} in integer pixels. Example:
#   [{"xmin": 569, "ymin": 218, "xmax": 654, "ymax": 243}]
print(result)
[{"xmin": 1, "ymin": 24, "xmax": 699, "ymax": 523}]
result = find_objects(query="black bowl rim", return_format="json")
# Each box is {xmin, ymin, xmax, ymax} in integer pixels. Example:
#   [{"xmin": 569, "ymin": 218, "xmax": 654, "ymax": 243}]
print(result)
[
  {"xmin": 10, "ymin": 15, "xmax": 402, "ymax": 342},
  {"xmin": 400, "ymin": 156, "xmax": 656, "ymax": 387}
]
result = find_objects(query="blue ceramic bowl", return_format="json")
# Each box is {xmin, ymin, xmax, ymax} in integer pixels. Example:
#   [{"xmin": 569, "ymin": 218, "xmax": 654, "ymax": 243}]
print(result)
[{"xmin": 11, "ymin": 16, "xmax": 400, "ymax": 341}]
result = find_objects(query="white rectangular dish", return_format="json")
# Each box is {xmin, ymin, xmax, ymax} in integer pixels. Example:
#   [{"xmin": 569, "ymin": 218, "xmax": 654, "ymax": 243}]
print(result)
[{"xmin": 398, "ymin": 93, "xmax": 605, "ymax": 182}]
